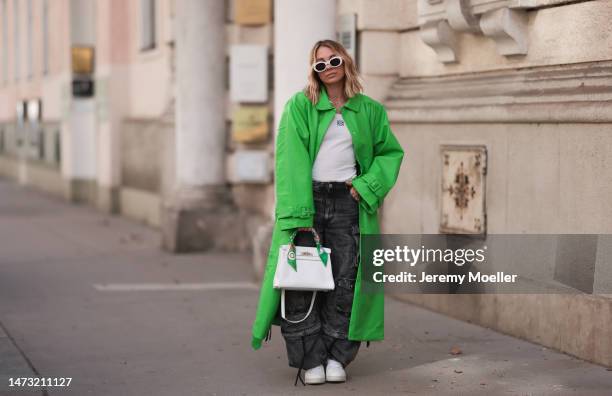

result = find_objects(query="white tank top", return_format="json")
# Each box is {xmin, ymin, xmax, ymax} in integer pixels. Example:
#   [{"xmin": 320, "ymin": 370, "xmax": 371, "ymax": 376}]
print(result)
[{"xmin": 312, "ymin": 113, "xmax": 357, "ymax": 182}]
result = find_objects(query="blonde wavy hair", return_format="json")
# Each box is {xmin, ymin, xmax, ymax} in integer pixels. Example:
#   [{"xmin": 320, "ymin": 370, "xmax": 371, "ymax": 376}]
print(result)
[{"xmin": 303, "ymin": 40, "xmax": 363, "ymax": 105}]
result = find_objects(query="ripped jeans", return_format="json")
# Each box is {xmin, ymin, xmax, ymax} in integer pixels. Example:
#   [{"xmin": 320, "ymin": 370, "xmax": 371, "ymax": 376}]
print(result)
[{"xmin": 280, "ymin": 180, "xmax": 361, "ymax": 371}]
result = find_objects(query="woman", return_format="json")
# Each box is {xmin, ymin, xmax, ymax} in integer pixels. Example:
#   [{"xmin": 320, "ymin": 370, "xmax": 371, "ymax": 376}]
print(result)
[{"xmin": 251, "ymin": 39, "xmax": 404, "ymax": 385}]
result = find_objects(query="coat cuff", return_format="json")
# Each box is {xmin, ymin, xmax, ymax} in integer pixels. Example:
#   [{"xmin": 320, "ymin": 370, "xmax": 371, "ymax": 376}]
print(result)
[
  {"xmin": 275, "ymin": 206, "xmax": 315, "ymax": 231},
  {"xmin": 277, "ymin": 217, "xmax": 313, "ymax": 231},
  {"xmin": 351, "ymin": 175, "xmax": 380, "ymax": 214},
  {"xmin": 251, "ymin": 336, "xmax": 263, "ymax": 350}
]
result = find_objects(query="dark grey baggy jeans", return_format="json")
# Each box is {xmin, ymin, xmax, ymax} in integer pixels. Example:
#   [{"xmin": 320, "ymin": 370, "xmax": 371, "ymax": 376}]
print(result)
[{"xmin": 279, "ymin": 180, "xmax": 361, "ymax": 371}]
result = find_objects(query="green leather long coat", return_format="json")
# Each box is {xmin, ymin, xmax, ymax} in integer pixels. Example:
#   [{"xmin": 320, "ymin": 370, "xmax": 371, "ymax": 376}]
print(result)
[{"xmin": 251, "ymin": 85, "xmax": 404, "ymax": 350}]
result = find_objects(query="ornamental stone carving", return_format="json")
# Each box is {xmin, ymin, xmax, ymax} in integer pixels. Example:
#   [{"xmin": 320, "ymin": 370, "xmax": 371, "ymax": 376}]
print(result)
[{"xmin": 417, "ymin": 0, "xmax": 533, "ymax": 62}]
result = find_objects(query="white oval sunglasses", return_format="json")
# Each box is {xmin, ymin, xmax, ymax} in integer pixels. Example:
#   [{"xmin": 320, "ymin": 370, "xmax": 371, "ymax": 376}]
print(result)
[{"xmin": 312, "ymin": 56, "xmax": 343, "ymax": 73}]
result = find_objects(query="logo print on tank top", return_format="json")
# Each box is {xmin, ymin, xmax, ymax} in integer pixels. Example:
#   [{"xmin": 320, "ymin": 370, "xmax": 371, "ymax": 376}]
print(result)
[{"xmin": 337, "ymin": 119, "xmax": 345, "ymax": 127}]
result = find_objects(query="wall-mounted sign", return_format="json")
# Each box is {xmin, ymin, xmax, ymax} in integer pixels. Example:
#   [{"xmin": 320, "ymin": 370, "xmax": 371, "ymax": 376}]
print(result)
[
  {"xmin": 228, "ymin": 150, "xmax": 271, "ymax": 183},
  {"xmin": 234, "ymin": 0, "xmax": 271, "ymax": 25},
  {"xmin": 230, "ymin": 44, "xmax": 268, "ymax": 103},
  {"xmin": 337, "ymin": 14, "xmax": 357, "ymax": 63},
  {"xmin": 72, "ymin": 46, "xmax": 95, "ymax": 98},
  {"xmin": 71, "ymin": 46, "xmax": 95, "ymax": 74},
  {"xmin": 72, "ymin": 78, "xmax": 95, "ymax": 97},
  {"xmin": 232, "ymin": 105, "xmax": 269, "ymax": 143},
  {"xmin": 440, "ymin": 145, "xmax": 487, "ymax": 234}
]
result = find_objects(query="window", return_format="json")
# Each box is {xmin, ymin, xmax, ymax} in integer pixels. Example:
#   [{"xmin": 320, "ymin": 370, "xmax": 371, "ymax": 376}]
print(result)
[
  {"xmin": 2, "ymin": 0, "xmax": 7, "ymax": 83},
  {"xmin": 26, "ymin": 0, "xmax": 32, "ymax": 78},
  {"xmin": 42, "ymin": 0, "xmax": 48, "ymax": 74},
  {"xmin": 13, "ymin": 0, "xmax": 19, "ymax": 81},
  {"xmin": 140, "ymin": 0, "xmax": 156, "ymax": 51}
]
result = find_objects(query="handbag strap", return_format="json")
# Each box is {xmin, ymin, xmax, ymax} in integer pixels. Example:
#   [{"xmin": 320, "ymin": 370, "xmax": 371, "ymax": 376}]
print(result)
[
  {"xmin": 280, "ymin": 289, "xmax": 317, "ymax": 324},
  {"xmin": 287, "ymin": 228, "xmax": 329, "ymax": 271}
]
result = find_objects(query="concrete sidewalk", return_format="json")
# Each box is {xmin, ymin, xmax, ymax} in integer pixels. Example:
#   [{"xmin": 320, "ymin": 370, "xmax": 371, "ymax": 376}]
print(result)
[
  {"xmin": 0, "ymin": 177, "xmax": 611, "ymax": 395},
  {"xmin": 0, "ymin": 322, "xmax": 44, "ymax": 396}
]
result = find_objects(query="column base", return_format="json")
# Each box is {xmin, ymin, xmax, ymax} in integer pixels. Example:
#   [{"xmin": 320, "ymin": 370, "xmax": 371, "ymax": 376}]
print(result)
[
  {"xmin": 161, "ymin": 185, "xmax": 250, "ymax": 253},
  {"xmin": 65, "ymin": 178, "xmax": 97, "ymax": 204},
  {"xmin": 96, "ymin": 185, "xmax": 120, "ymax": 213}
]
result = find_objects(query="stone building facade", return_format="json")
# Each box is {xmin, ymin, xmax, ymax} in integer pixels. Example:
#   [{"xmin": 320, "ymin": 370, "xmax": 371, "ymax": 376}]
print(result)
[{"xmin": 349, "ymin": 0, "xmax": 612, "ymax": 368}]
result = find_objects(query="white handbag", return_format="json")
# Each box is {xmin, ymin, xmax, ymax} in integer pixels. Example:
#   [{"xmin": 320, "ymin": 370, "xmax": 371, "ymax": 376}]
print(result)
[{"xmin": 273, "ymin": 228, "xmax": 334, "ymax": 323}]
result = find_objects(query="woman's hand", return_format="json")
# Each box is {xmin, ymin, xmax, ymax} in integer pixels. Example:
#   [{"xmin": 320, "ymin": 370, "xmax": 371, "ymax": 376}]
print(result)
[{"xmin": 345, "ymin": 179, "xmax": 360, "ymax": 202}]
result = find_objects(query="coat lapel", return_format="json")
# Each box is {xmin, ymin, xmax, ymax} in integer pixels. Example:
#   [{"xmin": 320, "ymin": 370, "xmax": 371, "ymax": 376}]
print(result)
[{"xmin": 341, "ymin": 107, "xmax": 366, "ymax": 175}]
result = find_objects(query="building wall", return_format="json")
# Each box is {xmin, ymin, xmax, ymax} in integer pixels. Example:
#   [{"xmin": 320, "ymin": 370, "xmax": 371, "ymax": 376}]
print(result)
[
  {"xmin": 0, "ymin": 0, "xmax": 69, "ymax": 122},
  {"xmin": 95, "ymin": 0, "xmax": 172, "ymax": 220},
  {"xmin": 0, "ymin": 0, "xmax": 175, "ymax": 219},
  {"xmin": 348, "ymin": 0, "xmax": 612, "ymax": 367},
  {"xmin": 0, "ymin": 0, "xmax": 70, "ymax": 189},
  {"xmin": 400, "ymin": 0, "xmax": 612, "ymax": 77},
  {"xmin": 0, "ymin": 0, "xmax": 275, "ymax": 228}
]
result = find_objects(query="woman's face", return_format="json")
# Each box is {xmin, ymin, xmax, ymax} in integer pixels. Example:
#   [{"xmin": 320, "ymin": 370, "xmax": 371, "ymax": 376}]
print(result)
[{"xmin": 314, "ymin": 46, "xmax": 345, "ymax": 86}]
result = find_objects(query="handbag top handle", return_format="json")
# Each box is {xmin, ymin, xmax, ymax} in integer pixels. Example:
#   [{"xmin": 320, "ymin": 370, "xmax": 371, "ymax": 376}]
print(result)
[{"xmin": 287, "ymin": 228, "xmax": 329, "ymax": 271}]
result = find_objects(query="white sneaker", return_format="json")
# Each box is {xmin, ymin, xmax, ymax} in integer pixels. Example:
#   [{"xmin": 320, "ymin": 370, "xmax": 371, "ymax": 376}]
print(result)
[
  {"xmin": 304, "ymin": 364, "xmax": 325, "ymax": 384},
  {"xmin": 325, "ymin": 359, "xmax": 347, "ymax": 382}
]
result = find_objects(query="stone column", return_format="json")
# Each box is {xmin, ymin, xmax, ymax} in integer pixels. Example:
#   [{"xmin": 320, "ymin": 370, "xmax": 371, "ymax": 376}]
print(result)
[
  {"xmin": 62, "ymin": 0, "xmax": 97, "ymax": 203},
  {"xmin": 271, "ymin": 0, "xmax": 336, "ymax": 219},
  {"xmin": 273, "ymin": 0, "xmax": 336, "ymax": 134},
  {"xmin": 251, "ymin": 0, "xmax": 336, "ymax": 277},
  {"xmin": 162, "ymin": 0, "xmax": 246, "ymax": 252}
]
